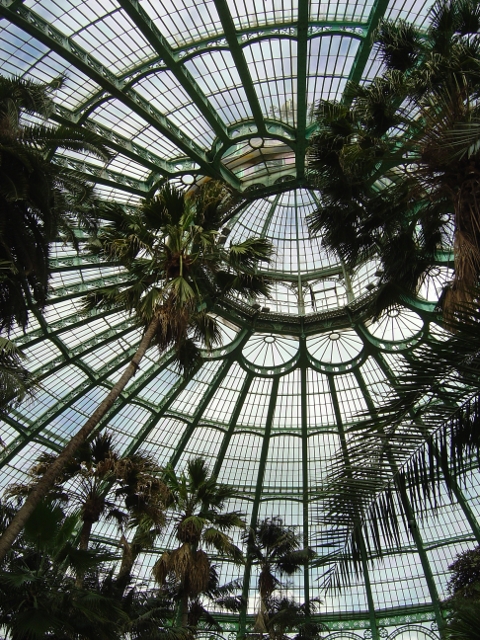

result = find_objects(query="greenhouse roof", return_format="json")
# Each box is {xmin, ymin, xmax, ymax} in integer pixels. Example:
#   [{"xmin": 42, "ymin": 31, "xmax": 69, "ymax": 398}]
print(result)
[{"xmin": 0, "ymin": 0, "xmax": 479, "ymax": 638}]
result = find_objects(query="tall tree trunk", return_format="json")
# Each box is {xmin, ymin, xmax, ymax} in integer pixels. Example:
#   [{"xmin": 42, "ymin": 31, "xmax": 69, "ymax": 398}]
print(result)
[
  {"xmin": 79, "ymin": 517, "xmax": 94, "ymax": 551},
  {"xmin": 114, "ymin": 534, "xmax": 135, "ymax": 597},
  {"xmin": 177, "ymin": 591, "xmax": 190, "ymax": 628},
  {"xmin": 0, "ymin": 315, "xmax": 160, "ymax": 563},
  {"xmin": 75, "ymin": 518, "xmax": 94, "ymax": 588}
]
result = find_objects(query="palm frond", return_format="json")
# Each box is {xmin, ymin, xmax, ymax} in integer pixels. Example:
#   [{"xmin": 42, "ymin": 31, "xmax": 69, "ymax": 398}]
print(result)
[
  {"xmin": 0, "ymin": 337, "xmax": 37, "ymax": 417},
  {"xmin": 215, "ymin": 270, "xmax": 273, "ymax": 298},
  {"xmin": 202, "ymin": 527, "xmax": 244, "ymax": 563},
  {"xmin": 228, "ymin": 237, "xmax": 274, "ymax": 271},
  {"xmin": 374, "ymin": 18, "xmax": 423, "ymax": 71}
]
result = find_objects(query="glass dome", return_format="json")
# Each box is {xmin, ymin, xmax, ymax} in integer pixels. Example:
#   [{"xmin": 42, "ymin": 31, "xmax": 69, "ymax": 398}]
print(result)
[{"xmin": 0, "ymin": 1, "xmax": 478, "ymax": 639}]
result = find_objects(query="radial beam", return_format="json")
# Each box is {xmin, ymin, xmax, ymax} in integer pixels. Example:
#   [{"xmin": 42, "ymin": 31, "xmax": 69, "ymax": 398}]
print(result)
[
  {"xmin": 212, "ymin": 373, "xmax": 254, "ymax": 478},
  {"xmin": 357, "ymin": 372, "xmax": 445, "ymax": 633},
  {"xmin": 122, "ymin": 369, "xmax": 201, "ymax": 457},
  {"xmin": 117, "ymin": 0, "xmax": 229, "ymax": 145},
  {"xmin": 327, "ymin": 374, "xmax": 380, "ymax": 640},
  {"xmin": 53, "ymin": 105, "xmax": 178, "ymax": 177},
  {"xmin": 21, "ymin": 308, "xmax": 124, "ymax": 349},
  {"xmin": 239, "ymin": 376, "xmax": 279, "ymax": 637},
  {"xmin": 296, "ymin": 0, "xmax": 309, "ymax": 180},
  {"xmin": 168, "ymin": 359, "xmax": 234, "ymax": 468},
  {"xmin": 42, "ymin": 273, "xmax": 127, "ymax": 303},
  {"xmin": 122, "ymin": 332, "xmax": 252, "ymax": 457},
  {"xmin": 51, "ymin": 156, "xmax": 149, "ymax": 196},
  {"xmin": 300, "ymin": 340, "xmax": 311, "ymax": 613},
  {"xmin": 212, "ymin": 0, "xmax": 267, "ymax": 135},
  {"xmin": 0, "ymin": 0, "xmax": 240, "ymax": 189},
  {"xmin": 1, "ymin": 349, "xmax": 179, "ymax": 470},
  {"xmin": 343, "ymin": 0, "xmax": 390, "ymax": 95}
]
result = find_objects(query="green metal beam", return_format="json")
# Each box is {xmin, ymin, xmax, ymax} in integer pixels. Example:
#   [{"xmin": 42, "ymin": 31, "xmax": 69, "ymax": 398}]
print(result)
[
  {"xmin": 168, "ymin": 358, "xmax": 234, "ymax": 469},
  {"xmin": 260, "ymin": 192, "xmax": 282, "ymax": 237},
  {"xmin": 300, "ymin": 338, "xmax": 311, "ymax": 613},
  {"xmin": 327, "ymin": 374, "xmax": 380, "ymax": 640},
  {"xmin": 227, "ymin": 119, "xmax": 296, "ymax": 143},
  {"xmin": 53, "ymin": 105, "xmax": 179, "ymax": 178},
  {"xmin": 397, "ymin": 486, "xmax": 445, "ymax": 635},
  {"xmin": 2, "ymin": 294, "xmax": 180, "ymax": 460},
  {"xmin": 295, "ymin": 189, "xmax": 306, "ymax": 315},
  {"xmin": 212, "ymin": 0, "xmax": 267, "ymax": 135},
  {"xmin": 44, "ymin": 273, "xmax": 128, "ymax": 303},
  {"xmin": 51, "ymin": 156, "xmax": 149, "ymax": 196},
  {"xmin": 24, "ymin": 321, "xmax": 135, "ymax": 384},
  {"xmin": 432, "ymin": 444, "xmax": 480, "ymax": 545},
  {"xmin": 18, "ymin": 308, "xmax": 126, "ymax": 351},
  {"xmin": 296, "ymin": 0, "xmax": 309, "ymax": 180},
  {"xmin": 343, "ymin": 0, "xmax": 390, "ymax": 95},
  {"xmin": 75, "ymin": 20, "xmax": 365, "ymax": 119},
  {"xmin": 372, "ymin": 351, "xmax": 480, "ymax": 546},
  {"xmin": 356, "ymin": 371, "xmax": 445, "ymax": 635},
  {"xmin": 0, "ymin": 0, "xmax": 240, "ymax": 188},
  {"xmin": 176, "ymin": 21, "xmax": 366, "ymax": 61},
  {"xmin": 239, "ymin": 376, "xmax": 279, "ymax": 637},
  {"xmin": 117, "ymin": 0, "xmax": 229, "ymax": 145},
  {"xmin": 49, "ymin": 257, "xmax": 118, "ymax": 272},
  {"xmin": 3, "ymin": 321, "xmax": 142, "ymax": 451},
  {"xmin": 122, "ymin": 367, "xmax": 204, "ymax": 458},
  {"xmin": 212, "ymin": 372, "xmax": 253, "ymax": 477},
  {"xmin": 123, "ymin": 331, "xmax": 252, "ymax": 457},
  {"xmin": 120, "ymin": 21, "xmax": 367, "ymax": 70},
  {"xmin": 1, "ymin": 343, "xmax": 182, "ymax": 469},
  {"xmin": 237, "ymin": 176, "xmax": 306, "ymax": 199}
]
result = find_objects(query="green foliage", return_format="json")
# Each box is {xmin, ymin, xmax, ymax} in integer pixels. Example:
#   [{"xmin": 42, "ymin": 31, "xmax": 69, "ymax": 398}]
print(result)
[
  {"xmin": 0, "ymin": 336, "xmax": 37, "ymax": 422},
  {"xmin": 0, "ymin": 499, "xmax": 125, "ymax": 640},
  {"xmin": 119, "ymin": 586, "xmax": 188, "ymax": 640},
  {"xmin": 248, "ymin": 597, "xmax": 327, "ymax": 640},
  {"xmin": 448, "ymin": 547, "xmax": 480, "ymax": 601},
  {"xmin": 0, "ymin": 452, "xmax": 239, "ymax": 639},
  {"xmin": 8, "ymin": 432, "xmax": 170, "ymax": 595},
  {"xmin": 444, "ymin": 547, "xmax": 480, "ymax": 640}
]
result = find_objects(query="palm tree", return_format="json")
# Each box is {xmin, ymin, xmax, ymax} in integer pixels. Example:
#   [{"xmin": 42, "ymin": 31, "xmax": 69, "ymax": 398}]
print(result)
[
  {"xmin": 10, "ymin": 434, "xmax": 122, "ymax": 548},
  {"xmin": 307, "ymin": 0, "xmax": 480, "ymax": 317},
  {"xmin": 185, "ymin": 568, "xmax": 244, "ymax": 633},
  {"xmin": 307, "ymin": 2, "xmax": 480, "ymax": 583},
  {"xmin": 86, "ymin": 181, "xmax": 273, "ymax": 373},
  {"xmin": 7, "ymin": 432, "xmax": 170, "ymax": 589},
  {"xmin": 0, "ymin": 184, "xmax": 272, "ymax": 562},
  {"xmin": 153, "ymin": 457, "xmax": 245, "ymax": 628},
  {"xmin": 245, "ymin": 517, "xmax": 315, "ymax": 637},
  {"xmin": 0, "ymin": 74, "xmax": 111, "ymax": 332},
  {"xmin": 113, "ymin": 452, "xmax": 170, "ymax": 597},
  {"xmin": 248, "ymin": 596, "xmax": 326, "ymax": 640}
]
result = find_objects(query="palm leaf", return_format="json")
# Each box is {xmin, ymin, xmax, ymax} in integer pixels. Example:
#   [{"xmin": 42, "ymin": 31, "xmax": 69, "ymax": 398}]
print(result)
[
  {"xmin": 228, "ymin": 237, "xmax": 274, "ymax": 271},
  {"xmin": 202, "ymin": 527, "xmax": 244, "ymax": 563},
  {"xmin": 374, "ymin": 18, "xmax": 423, "ymax": 71}
]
